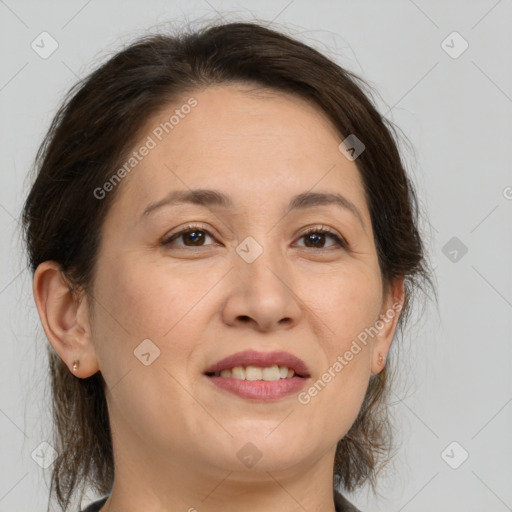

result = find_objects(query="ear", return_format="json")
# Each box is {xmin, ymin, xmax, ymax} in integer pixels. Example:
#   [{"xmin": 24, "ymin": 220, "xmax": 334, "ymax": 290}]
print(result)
[
  {"xmin": 370, "ymin": 276, "xmax": 405, "ymax": 375},
  {"xmin": 32, "ymin": 261, "xmax": 100, "ymax": 378}
]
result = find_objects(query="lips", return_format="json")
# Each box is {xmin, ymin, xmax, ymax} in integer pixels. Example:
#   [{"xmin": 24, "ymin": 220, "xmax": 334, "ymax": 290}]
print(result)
[{"xmin": 203, "ymin": 350, "xmax": 311, "ymax": 378}]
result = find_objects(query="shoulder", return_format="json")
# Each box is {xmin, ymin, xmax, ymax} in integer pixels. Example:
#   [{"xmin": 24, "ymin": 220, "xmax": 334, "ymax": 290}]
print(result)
[
  {"xmin": 80, "ymin": 496, "xmax": 109, "ymax": 512},
  {"xmin": 334, "ymin": 489, "xmax": 363, "ymax": 512}
]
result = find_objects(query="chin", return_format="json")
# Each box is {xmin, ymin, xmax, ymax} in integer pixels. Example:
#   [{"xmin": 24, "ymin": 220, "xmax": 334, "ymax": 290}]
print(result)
[{"xmin": 213, "ymin": 435, "xmax": 310, "ymax": 472}]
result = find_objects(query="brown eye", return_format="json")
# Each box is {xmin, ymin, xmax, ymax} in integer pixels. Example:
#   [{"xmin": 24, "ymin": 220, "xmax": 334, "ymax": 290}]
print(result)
[
  {"xmin": 162, "ymin": 226, "xmax": 216, "ymax": 248},
  {"xmin": 295, "ymin": 227, "xmax": 347, "ymax": 250}
]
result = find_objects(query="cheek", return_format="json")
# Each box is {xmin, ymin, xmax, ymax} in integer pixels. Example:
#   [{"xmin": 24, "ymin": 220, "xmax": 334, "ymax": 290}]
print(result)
[
  {"xmin": 299, "ymin": 335, "xmax": 374, "ymax": 445},
  {"xmin": 94, "ymin": 254, "xmax": 212, "ymax": 339},
  {"xmin": 90, "ymin": 254, "xmax": 224, "ymax": 392},
  {"xmin": 298, "ymin": 265, "xmax": 381, "ymax": 423},
  {"xmin": 309, "ymin": 263, "xmax": 383, "ymax": 344},
  {"xmin": 89, "ymin": 258, "xmax": 205, "ymax": 420}
]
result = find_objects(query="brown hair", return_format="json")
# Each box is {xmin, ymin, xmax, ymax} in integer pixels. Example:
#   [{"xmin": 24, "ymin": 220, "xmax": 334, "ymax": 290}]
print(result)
[{"xmin": 21, "ymin": 20, "xmax": 435, "ymax": 511}]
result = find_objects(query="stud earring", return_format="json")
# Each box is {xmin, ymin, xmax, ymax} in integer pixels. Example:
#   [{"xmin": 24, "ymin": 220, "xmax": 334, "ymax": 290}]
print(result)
[
  {"xmin": 72, "ymin": 360, "xmax": 80, "ymax": 372},
  {"xmin": 378, "ymin": 354, "xmax": 384, "ymax": 365}
]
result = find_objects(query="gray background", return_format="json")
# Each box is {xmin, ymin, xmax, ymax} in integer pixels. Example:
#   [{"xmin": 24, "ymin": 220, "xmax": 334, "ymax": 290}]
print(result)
[{"xmin": 1, "ymin": 1, "xmax": 511, "ymax": 511}]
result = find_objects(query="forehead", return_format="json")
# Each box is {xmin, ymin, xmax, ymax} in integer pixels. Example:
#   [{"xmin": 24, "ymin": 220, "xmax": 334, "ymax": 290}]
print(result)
[
  {"xmin": 165, "ymin": 84, "xmax": 342, "ymax": 158},
  {"xmin": 113, "ymin": 84, "xmax": 369, "ymax": 225}
]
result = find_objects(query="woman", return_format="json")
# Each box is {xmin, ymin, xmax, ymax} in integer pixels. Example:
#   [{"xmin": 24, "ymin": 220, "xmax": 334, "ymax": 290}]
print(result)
[{"xmin": 21, "ymin": 20, "xmax": 433, "ymax": 512}]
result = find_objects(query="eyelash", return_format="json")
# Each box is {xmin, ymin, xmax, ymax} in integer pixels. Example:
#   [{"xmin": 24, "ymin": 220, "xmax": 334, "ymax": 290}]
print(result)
[{"xmin": 161, "ymin": 223, "xmax": 347, "ymax": 250}]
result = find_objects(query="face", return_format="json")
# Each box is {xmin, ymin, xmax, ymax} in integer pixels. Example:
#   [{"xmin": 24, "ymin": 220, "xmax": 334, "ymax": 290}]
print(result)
[{"xmin": 85, "ymin": 84, "xmax": 400, "ymax": 479}]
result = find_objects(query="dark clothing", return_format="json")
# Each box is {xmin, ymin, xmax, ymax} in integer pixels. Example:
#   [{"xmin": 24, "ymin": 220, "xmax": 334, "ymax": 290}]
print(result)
[
  {"xmin": 81, "ymin": 497, "xmax": 107, "ymax": 512},
  {"xmin": 334, "ymin": 489, "xmax": 363, "ymax": 512},
  {"xmin": 81, "ymin": 490, "xmax": 361, "ymax": 511}
]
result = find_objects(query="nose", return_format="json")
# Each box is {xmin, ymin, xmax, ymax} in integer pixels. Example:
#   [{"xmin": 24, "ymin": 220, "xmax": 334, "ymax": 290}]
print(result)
[{"xmin": 221, "ymin": 240, "xmax": 302, "ymax": 332}]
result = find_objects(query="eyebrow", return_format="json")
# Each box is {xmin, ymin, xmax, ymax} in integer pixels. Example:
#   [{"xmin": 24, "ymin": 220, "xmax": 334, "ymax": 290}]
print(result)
[{"xmin": 141, "ymin": 188, "xmax": 365, "ymax": 228}]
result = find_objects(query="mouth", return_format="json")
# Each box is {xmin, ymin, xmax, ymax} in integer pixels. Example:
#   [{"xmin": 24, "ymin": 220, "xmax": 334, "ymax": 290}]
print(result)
[
  {"xmin": 203, "ymin": 349, "xmax": 311, "ymax": 379},
  {"xmin": 205, "ymin": 365, "xmax": 303, "ymax": 380},
  {"xmin": 203, "ymin": 350, "xmax": 310, "ymax": 401}
]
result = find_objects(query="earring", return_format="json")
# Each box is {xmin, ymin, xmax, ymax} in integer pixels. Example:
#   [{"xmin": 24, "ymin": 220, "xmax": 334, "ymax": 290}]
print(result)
[
  {"xmin": 378, "ymin": 354, "xmax": 384, "ymax": 365},
  {"xmin": 72, "ymin": 360, "xmax": 80, "ymax": 372}
]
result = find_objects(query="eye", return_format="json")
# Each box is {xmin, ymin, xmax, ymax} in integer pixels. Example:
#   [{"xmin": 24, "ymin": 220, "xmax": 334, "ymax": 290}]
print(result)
[
  {"xmin": 294, "ymin": 225, "xmax": 347, "ymax": 250},
  {"xmin": 161, "ymin": 224, "xmax": 347, "ymax": 250},
  {"xmin": 161, "ymin": 224, "xmax": 217, "ymax": 248}
]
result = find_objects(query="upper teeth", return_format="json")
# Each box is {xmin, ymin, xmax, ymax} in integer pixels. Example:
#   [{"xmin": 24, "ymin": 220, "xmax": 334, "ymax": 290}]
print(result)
[{"xmin": 215, "ymin": 365, "xmax": 295, "ymax": 381}]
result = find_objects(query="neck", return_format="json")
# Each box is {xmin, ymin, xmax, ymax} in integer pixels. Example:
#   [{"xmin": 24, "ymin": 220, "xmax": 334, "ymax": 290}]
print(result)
[{"xmin": 101, "ymin": 434, "xmax": 338, "ymax": 512}]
